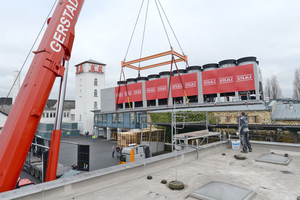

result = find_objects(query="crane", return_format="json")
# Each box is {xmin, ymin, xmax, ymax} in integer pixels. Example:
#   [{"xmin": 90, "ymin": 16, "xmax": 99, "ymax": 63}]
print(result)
[{"xmin": 0, "ymin": 0, "xmax": 85, "ymax": 192}]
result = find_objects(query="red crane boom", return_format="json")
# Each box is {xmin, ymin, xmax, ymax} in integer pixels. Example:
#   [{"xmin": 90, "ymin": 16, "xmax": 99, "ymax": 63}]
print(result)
[{"xmin": 0, "ymin": 0, "xmax": 85, "ymax": 192}]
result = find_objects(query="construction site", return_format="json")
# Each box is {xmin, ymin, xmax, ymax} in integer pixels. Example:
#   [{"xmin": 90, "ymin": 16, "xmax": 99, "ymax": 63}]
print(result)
[{"xmin": 1, "ymin": 0, "xmax": 300, "ymax": 200}]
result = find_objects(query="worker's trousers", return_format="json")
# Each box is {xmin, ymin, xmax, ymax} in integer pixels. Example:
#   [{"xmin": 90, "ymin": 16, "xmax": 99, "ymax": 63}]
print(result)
[{"xmin": 240, "ymin": 131, "xmax": 252, "ymax": 152}]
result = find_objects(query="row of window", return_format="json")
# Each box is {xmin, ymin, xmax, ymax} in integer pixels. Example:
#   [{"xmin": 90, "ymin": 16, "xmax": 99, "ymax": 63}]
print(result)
[
  {"xmin": 95, "ymin": 113, "xmax": 136, "ymax": 124},
  {"xmin": 42, "ymin": 112, "xmax": 70, "ymax": 118}
]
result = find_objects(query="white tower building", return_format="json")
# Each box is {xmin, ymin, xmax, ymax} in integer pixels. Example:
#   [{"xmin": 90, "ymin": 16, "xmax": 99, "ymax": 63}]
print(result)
[{"xmin": 72, "ymin": 59, "xmax": 106, "ymax": 135}]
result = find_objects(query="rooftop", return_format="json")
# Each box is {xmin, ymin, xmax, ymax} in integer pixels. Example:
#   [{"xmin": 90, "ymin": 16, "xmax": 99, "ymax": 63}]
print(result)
[
  {"xmin": 75, "ymin": 59, "xmax": 106, "ymax": 67},
  {"xmin": 2, "ymin": 140, "xmax": 300, "ymax": 199}
]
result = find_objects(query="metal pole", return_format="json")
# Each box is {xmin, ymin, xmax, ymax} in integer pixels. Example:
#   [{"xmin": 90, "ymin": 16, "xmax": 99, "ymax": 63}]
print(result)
[
  {"xmin": 54, "ymin": 60, "xmax": 69, "ymax": 130},
  {"xmin": 171, "ymin": 111, "xmax": 173, "ymax": 152},
  {"xmin": 206, "ymin": 111, "xmax": 208, "ymax": 130},
  {"xmin": 156, "ymin": 127, "xmax": 159, "ymax": 153}
]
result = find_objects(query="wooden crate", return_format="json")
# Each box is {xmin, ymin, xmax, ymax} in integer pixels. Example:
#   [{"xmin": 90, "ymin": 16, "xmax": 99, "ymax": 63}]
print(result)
[{"xmin": 117, "ymin": 128, "xmax": 164, "ymax": 147}]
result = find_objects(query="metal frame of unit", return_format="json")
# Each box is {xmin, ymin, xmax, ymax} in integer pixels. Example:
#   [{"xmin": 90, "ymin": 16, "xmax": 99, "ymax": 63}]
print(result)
[{"xmin": 121, "ymin": 47, "xmax": 187, "ymax": 72}]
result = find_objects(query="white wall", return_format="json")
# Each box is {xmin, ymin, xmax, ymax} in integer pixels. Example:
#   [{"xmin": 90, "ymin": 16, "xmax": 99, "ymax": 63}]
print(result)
[
  {"xmin": 39, "ymin": 109, "xmax": 72, "ymax": 124},
  {"xmin": 74, "ymin": 62, "xmax": 105, "ymax": 135}
]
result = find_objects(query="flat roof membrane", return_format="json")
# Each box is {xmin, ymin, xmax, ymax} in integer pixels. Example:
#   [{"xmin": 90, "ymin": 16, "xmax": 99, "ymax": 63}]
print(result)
[
  {"xmin": 255, "ymin": 153, "xmax": 292, "ymax": 165},
  {"xmin": 189, "ymin": 181, "xmax": 256, "ymax": 200}
]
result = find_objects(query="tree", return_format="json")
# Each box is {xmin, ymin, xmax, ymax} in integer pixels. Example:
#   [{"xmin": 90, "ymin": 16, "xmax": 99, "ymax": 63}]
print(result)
[
  {"xmin": 293, "ymin": 68, "xmax": 300, "ymax": 99},
  {"xmin": 264, "ymin": 75, "xmax": 282, "ymax": 99}
]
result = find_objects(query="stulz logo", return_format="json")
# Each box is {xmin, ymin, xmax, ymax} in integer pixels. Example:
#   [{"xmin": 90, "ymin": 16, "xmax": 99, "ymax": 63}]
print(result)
[
  {"xmin": 172, "ymin": 83, "xmax": 182, "ymax": 90},
  {"xmin": 133, "ymin": 89, "xmax": 142, "ymax": 95},
  {"xmin": 219, "ymin": 76, "xmax": 234, "ymax": 84},
  {"xmin": 236, "ymin": 74, "xmax": 253, "ymax": 82},
  {"xmin": 157, "ymin": 85, "xmax": 167, "ymax": 92},
  {"xmin": 147, "ymin": 87, "xmax": 156, "ymax": 93},
  {"xmin": 116, "ymin": 92, "xmax": 123, "ymax": 97},
  {"xmin": 124, "ymin": 91, "xmax": 132, "ymax": 96},
  {"xmin": 185, "ymin": 81, "xmax": 196, "ymax": 88},
  {"xmin": 203, "ymin": 78, "xmax": 216, "ymax": 86}
]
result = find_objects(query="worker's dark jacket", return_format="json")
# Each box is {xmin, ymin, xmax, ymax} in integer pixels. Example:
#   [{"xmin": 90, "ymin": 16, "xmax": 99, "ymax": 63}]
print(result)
[{"xmin": 238, "ymin": 115, "xmax": 249, "ymax": 135}]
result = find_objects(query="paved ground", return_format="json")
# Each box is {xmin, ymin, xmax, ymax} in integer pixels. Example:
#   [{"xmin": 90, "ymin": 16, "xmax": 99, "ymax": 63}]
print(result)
[{"xmin": 20, "ymin": 136, "xmax": 120, "ymax": 184}]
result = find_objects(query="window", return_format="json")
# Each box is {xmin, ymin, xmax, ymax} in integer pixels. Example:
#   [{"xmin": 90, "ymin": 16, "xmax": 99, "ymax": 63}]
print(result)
[
  {"xmin": 79, "ymin": 115, "xmax": 82, "ymax": 121},
  {"xmin": 98, "ymin": 114, "xmax": 103, "ymax": 123},
  {"xmin": 227, "ymin": 116, "xmax": 230, "ymax": 123},
  {"xmin": 94, "ymin": 101, "xmax": 98, "ymax": 109},
  {"xmin": 64, "ymin": 112, "xmax": 66, "ymax": 118},
  {"xmin": 50, "ymin": 113, "xmax": 53, "ymax": 118},
  {"xmin": 254, "ymin": 116, "xmax": 258, "ymax": 123},
  {"xmin": 71, "ymin": 114, "xmax": 75, "ymax": 121},
  {"xmin": 53, "ymin": 113, "xmax": 56, "ymax": 118},
  {"xmin": 94, "ymin": 114, "xmax": 98, "ymax": 123},
  {"xmin": 94, "ymin": 89, "xmax": 98, "ymax": 97},
  {"xmin": 113, "ymin": 114, "xmax": 117, "ymax": 123},
  {"xmin": 43, "ymin": 113, "xmax": 45, "ymax": 118},
  {"xmin": 103, "ymin": 114, "xmax": 107, "ymax": 123},
  {"xmin": 130, "ymin": 113, "xmax": 134, "ymax": 124},
  {"xmin": 94, "ymin": 78, "xmax": 98, "ymax": 86},
  {"xmin": 67, "ymin": 112, "xmax": 69, "ymax": 117},
  {"xmin": 46, "ymin": 113, "xmax": 49, "ymax": 118},
  {"xmin": 118, "ymin": 114, "xmax": 123, "ymax": 124}
]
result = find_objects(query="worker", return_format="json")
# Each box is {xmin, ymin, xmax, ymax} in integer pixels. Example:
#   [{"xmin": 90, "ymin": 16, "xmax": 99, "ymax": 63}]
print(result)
[
  {"xmin": 67, "ymin": 132, "xmax": 70, "ymax": 138},
  {"xmin": 238, "ymin": 111, "xmax": 252, "ymax": 153},
  {"xmin": 92, "ymin": 135, "xmax": 95, "ymax": 142},
  {"xmin": 116, "ymin": 146, "xmax": 120, "ymax": 158},
  {"xmin": 85, "ymin": 131, "xmax": 88, "ymax": 138}
]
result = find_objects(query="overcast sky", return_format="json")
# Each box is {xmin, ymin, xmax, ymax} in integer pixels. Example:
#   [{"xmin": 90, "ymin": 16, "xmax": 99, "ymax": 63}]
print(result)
[{"xmin": 1, "ymin": 0, "xmax": 299, "ymax": 100}]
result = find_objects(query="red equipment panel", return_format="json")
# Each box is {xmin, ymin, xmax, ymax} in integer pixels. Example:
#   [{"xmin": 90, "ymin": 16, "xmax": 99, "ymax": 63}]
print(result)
[
  {"xmin": 218, "ymin": 67, "xmax": 235, "ymax": 93},
  {"xmin": 171, "ymin": 76, "xmax": 184, "ymax": 98},
  {"xmin": 202, "ymin": 70, "xmax": 218, "ymax": 94},
  {"xmin": 146, "ymin": 80, "xmax": 157, "ymax": 100},
  {"xmin": 156, "ymin": 78, "xmax": 168, "ymax": 99},
  {"xmin": 131, "ymin": 82, "xmax": 143, "ymax": 102},
  {"xmin": 235, "ymin": 64, "xmax": 255, "ymax": 91},
  {"xmin": 124, "ymin": 84, "xmax": 133, "ymax": 103},
  {"xmin": 184, "ymin": 73, "xmax": 198, "ymax": 96},
  {"xmin": 115, "ymin": 85, "xmax": 125, "ymax": 104}
]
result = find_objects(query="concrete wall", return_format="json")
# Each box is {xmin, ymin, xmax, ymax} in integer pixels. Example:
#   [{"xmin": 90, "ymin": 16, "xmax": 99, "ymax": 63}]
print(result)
[{"xmin": 213, "ymin": 110, "xmax": 271, "ymax": 124}]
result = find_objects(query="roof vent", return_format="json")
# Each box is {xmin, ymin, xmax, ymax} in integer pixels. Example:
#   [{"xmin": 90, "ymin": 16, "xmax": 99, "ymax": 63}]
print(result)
[
  {"xmin": 289, "ymin": 102, "xmax": 294, "ymax": 110},
  {"xmin": 189, "ymin": 181, "xmax": 256, "ymax": 200},
  {"xmin": 255, "ymin": 153, "xmax": 292, "ymax": 165}
]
